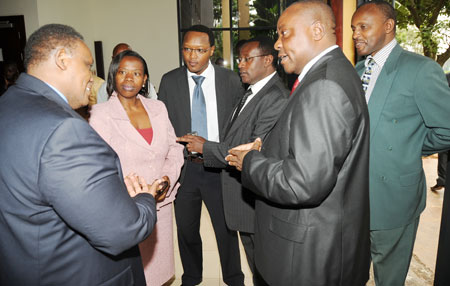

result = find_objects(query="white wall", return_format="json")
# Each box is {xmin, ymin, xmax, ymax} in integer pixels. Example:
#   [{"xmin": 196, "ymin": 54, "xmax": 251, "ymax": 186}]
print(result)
[
  {"xmin": 0, "ymin": 0, "xmax": 179, "ymax": 88},
  {"xmin": 0, "ymin": 0, "xmax": 39, "ymax": 37},
  {"xmin": 91, "ymin": 0, "xmax": 180, "ymax": 89}
]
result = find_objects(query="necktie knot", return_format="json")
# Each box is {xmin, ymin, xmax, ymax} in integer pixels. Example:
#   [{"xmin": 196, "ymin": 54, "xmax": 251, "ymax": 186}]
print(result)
[
  {"xmin": 192, "ymin": 75, "xmax": 205, "ymax": 86},
  {"xmin": 243, "ymin": 88, "xmax": 253, "ymax": 98}
]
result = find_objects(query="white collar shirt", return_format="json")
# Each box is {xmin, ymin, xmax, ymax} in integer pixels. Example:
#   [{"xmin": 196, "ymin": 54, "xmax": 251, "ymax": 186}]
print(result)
[
  {"xmin": 297, "ymin": 45, "xmax": 339, "ymax": 84},
  {"xmin": 364, "ymin": 38, "xmax": 397, "ymax": 103},
  {"xmin": 187, "ymin": 61, "xmax": 219, "ymax": 142},
  {"xmin": 240, "ymin": 71, "xmax": 276, "ymax": 114}
]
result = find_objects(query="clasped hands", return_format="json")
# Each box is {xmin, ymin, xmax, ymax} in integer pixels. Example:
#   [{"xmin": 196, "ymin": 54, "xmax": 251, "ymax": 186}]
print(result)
[
  {"xmin": 124, "ymin": 174, "xmax": 170, "ymax": 202},
  {"xmin": 225, "ymin": 138, "xmax": 262, "ymax": 171}
]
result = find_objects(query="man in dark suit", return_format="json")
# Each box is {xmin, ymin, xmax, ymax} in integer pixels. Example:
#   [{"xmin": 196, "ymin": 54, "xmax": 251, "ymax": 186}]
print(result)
[
  {"xmin": 178, "ymin": 36, "xmax": 289, "ymax": 285},
  {"xmin": 226, "ymin": 1, "xmax": 371, "ymax": 285},
  {"xmin": 431, "ymin": 74, "xmax": 450, "ymax": 192},
  {"xmin": 352, "ymin": 2, "xmax": 450, "ymax": 285},
  {"xmin": 158, "ymin": 25, "xmax": 244, "ymax": 286},
  {"xmin": 0, "ymin": 24, "xmax": 160, "ymax": 285}
]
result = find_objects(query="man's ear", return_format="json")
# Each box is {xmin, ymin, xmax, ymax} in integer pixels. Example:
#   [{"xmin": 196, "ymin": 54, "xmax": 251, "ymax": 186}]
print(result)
[
  {"xmin": 384, "ymin": 18, "xmax": 395, "ymax": 35},
  {"xmin": 311, "ymin": 21, "xmax": 325, "ymax": 41},
  {"xmin": 264, "ymin": 54, "xmax": 274, "ymax": 68},
  {"xmin": 55, "ymin": 48, "xmax": 69, "ymax": 71},
  {"xmin": 209, "ymin": 45, "xmax": 216, "ymax": 57}
]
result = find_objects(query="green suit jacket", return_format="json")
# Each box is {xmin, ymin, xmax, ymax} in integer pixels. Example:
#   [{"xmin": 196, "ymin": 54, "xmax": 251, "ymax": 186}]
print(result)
[{"xmin": 356, "ymin": 44, "xmax": 450, "ymax": 230}]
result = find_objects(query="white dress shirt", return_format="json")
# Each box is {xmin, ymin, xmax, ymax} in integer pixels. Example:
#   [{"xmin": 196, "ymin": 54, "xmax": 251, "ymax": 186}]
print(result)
[
  {"xmin": 187, "ymin": 61, "xmax": 220, "ymax": 142},
  {"xmin": 297, "ymin": 45, "xmax": 339, "ymax": 84},
  {"xmin": 239, "ymin": 71, "xmax": 277, "ymax": 114},
  {"xmin": 364, "ymin": 38, "xmax": 397, "ymax": 102}
]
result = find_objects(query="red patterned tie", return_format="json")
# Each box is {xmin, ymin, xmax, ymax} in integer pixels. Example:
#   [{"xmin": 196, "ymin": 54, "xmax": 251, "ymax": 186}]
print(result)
[{"xmin": 290, "ymin": 78, "xmax": 300, "ymax": 96}]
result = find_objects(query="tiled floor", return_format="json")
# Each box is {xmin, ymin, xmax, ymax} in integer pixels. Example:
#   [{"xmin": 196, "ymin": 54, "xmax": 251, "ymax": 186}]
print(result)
[{"xmin": 167, "ymin": 155, "xmax": 444, "ymax": 286}]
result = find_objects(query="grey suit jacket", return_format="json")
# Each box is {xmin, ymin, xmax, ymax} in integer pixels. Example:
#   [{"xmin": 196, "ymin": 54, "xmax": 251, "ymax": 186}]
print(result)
[
  {"xmin": 202, "ymin": 74, "xmax": 289, "ymax": 233},
  {"xmin": 0, "ymin": 74, "xmax": 157, "ymax": 286},
  {"xmin": 158, "ymin": 64, "xmax": 243, "ymax": 181},
  {"xmin": 242, "ymin": 48, "xmax": 370, "ymax": 285}
]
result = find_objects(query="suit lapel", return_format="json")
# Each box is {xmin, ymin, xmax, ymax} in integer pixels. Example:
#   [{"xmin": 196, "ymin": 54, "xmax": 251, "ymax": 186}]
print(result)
[
  {"xmin": 178, "ymin": 67, "xmax": 192, "ymax": 132},
  {"xmin": 108, "ymin": 95, "xmax": 154, "ymax": 150},
  {"xmin": 215, "ymin": 66, "xmax": 228, "ymax": 140},
  {"xmin": 226, "ymin": 74, "xmax": 280, "ymax": 137},
  {"xmin": 290, "ymin": 48, "xmax": 340, "ymax": 99},
  {"xmin": 367, "ymin": 44, "xmax": 402, "ymax": 139}
]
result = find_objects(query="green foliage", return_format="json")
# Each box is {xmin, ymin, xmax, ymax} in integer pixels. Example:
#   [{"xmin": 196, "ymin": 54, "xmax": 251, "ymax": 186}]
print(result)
[{"xmin": 395, "ymin": 0, "xmax": 450, "ymax": 66}]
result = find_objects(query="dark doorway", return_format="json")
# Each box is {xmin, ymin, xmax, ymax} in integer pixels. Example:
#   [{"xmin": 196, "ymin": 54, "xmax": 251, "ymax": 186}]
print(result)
[{"xmin": 0, "ymin": 16, "xmax": 26, "ymax": 73}]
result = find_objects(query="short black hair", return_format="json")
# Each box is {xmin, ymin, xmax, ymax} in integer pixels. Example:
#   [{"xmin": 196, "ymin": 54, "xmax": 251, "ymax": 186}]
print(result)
[
  {"xmin": 106, "ymin": 50, "xmax": 149, "ymax": 98},
  {"xmin": 24, "ymin": 24, "xmax": 83, "ymax": 71},
  {"xmin": 358, "ymin": 1, "xmax": 397, "ymax": 31},
  {"xmin": 243, "ymin": 36, "xmax": 278, "ymax": 68},
  {"xmin": 183, "ymin": 25, "xmax": 215, "ymax": 47}
]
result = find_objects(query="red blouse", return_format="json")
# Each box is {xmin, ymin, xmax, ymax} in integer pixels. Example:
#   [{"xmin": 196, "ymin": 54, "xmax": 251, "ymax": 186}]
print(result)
[{"xmin": 137, "ymin": 127, "xmax": 153, "ymax": 145}]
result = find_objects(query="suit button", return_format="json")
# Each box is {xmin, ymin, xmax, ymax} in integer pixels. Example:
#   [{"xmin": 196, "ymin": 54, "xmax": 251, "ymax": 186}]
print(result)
[
  {"xmin": 381, "ymin": 176, "xmax": 386, "ymax": 181},
  {"xmin": 388, "ymin": 146, "xmax": 393, "ymax": 151},
  {"xmin": 392, "ymin": 119, "xmax": 398, "ymax": 123}
]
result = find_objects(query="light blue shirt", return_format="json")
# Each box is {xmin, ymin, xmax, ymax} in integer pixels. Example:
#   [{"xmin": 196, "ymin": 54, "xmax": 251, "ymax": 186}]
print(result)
[{"xmin": 44, "ymin": 82, "xmax": 69, "ymax": 104}]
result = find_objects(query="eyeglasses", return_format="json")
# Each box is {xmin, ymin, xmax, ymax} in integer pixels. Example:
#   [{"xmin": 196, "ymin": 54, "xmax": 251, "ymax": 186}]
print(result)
[
  {"xmin": 182, "ymin": 47, "xmax": 211, "ymax": 55},
  {"xmin": 236, "ymin": 54, "xmax": 269, "ymax": 64}
]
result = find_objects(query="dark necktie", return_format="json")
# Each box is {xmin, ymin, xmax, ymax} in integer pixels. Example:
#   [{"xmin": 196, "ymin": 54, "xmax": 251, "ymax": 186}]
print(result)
[
  {"xmin": 230, "ymin": 88, "xmax": 252, "ymax": 126},
  {"xmin": 191, "ymin": 75, "xmax": 208, "ymax": 138},
  {"xmin": 290, "ymin": 78, "xmax": 300, "ymax": 96},
  {"xmin": 224, "ymin": 89, "xmax": 252, "ymax": 136}
]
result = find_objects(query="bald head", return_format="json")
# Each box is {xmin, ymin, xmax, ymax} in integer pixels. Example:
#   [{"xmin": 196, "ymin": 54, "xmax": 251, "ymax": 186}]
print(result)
[
  {"xmin": 112, "ymin": 43, "xmax": 131, "ymax": 58},
  {"xmin": 275, "ymin": 0, "xmax": 337, "ymax": 74}
]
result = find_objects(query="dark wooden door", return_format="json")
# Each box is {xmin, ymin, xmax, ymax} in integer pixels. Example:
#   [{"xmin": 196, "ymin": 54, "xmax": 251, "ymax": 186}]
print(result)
[{"xmin": 0, "ymin": 15, "xmax": 26, "ymax": 73}]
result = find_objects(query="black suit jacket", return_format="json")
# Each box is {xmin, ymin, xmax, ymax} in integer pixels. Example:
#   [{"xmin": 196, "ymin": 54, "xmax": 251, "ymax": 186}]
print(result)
[
  {"xmin": 0, "ymin": 73, "xmax": 157, "ymax": 285},
  {"xmin": 159, "ymin": 64, "xmax": 243, "ymax": 140},
  {"xmin": 202, "ymin": 74, "xmax": 289, "ymax": 233},
  {"xmin": 241, "ymin": 48, "xmax": 371, "ymax": 285}
]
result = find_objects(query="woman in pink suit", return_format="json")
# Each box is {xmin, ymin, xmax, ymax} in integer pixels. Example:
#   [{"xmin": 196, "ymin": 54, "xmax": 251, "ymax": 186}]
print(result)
[{"xmin": 89, "ymin": 50, "xmax": 184, "ymax": 286}]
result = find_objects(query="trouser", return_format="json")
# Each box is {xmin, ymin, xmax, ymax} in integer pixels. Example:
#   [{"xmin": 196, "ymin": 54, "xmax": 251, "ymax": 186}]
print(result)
[
  {"xmin": 370, "ymin": 217, "xmax": 420, "ymax": 286},
  {"xmin": 240, "ymin": 232, "xmax": 268, "ymax": 286},
  {"xmin": 175, "ymin": 161, "xmax": 244, "ymax": 286},
  {"xmin": 436, "ymin": 151, "xmax": 449, "ymax": 186}
]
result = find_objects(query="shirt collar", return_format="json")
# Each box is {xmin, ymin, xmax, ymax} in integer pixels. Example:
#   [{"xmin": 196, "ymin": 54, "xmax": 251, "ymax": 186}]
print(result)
[
  {"xmin": 187, "ymin": 60, "xmax": 215, "ymax": 79},
  {"xmin": 369, "ymin": 38, "xmax": 397, "ymax": 67},
  {"xmin": 44, "ymin": 82, "xmax": 69, "ymax": 104},
  {"xmin": 297, "ymin": 45, "xmax": 339, "ymax": 84},
  {"xmin": 248, "ymin": 71, "xmax": 276, "ymax": 95}
]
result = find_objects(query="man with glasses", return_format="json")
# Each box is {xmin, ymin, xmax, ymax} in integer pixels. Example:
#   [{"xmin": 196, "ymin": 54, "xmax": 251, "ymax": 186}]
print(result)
[
  {"xmin": 158, "ymin": 24, "xmax": 244, "ymax": 286},
  {"xmin": 178, "ymin": 36, "xmax": 289, "ymax": 285}
]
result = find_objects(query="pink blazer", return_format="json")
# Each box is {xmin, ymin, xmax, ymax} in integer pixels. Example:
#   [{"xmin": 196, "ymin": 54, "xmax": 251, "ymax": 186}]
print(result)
[{"xmin": 89, "ymin": 94, "xmax": 184, "ymax": 209}]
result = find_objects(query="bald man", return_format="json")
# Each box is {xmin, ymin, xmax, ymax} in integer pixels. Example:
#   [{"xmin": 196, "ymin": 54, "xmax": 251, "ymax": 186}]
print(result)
[
  {"xmin": 226, "ymin": 1, "xmax": 370, "ymax": 285},
  {"xmin": 96, "ymin": 43, "xmax": 158, "ymax": 103}
]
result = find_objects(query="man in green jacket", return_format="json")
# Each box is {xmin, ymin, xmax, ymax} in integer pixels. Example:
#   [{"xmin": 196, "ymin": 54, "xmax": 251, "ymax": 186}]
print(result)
[{"xmin": 352, "ymin": 1, "xmax": 450, "ymax": 285}]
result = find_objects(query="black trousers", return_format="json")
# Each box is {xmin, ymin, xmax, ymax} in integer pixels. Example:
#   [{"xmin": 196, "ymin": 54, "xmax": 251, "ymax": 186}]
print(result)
[
  {"xmin": 175, "ymin": 161, "xmax": 244, "ymax": 286},
  {"xmin": 436, "ymin": 151, "xmax": 450, "ymax": 186},
  {"xmin": 435, "ymin": 161, "xmax": 450, "ymax": 285},
  {"xmin": 240, "ymin": 232, "xmax": 269, "ymax": 286}
]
